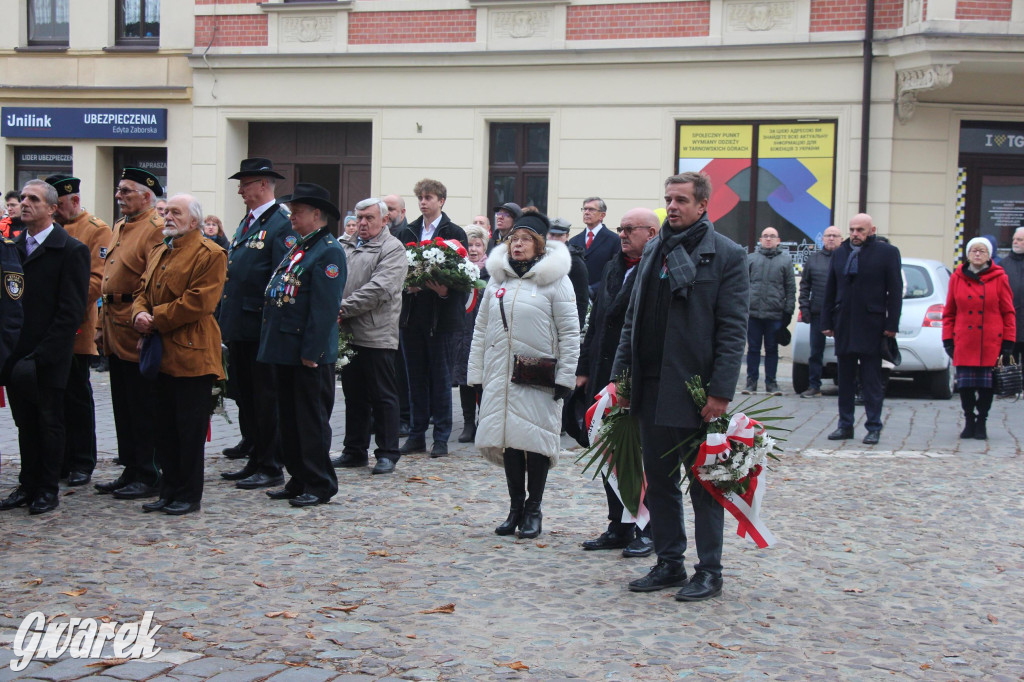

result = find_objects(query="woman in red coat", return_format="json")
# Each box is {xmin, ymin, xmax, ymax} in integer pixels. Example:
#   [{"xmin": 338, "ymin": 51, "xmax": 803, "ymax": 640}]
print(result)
[{"xmin": 942, "ymin": 237, "xmax": 1016, "ymax": 440}]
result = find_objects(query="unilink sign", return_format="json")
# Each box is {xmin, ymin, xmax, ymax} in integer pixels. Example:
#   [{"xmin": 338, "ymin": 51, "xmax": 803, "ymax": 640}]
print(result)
[{"xmin": 2, "ymin": 107, "xmax": 166, "ymax": 140}]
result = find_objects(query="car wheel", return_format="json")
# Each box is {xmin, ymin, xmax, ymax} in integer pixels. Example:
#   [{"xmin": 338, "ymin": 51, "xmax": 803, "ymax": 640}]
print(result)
[
  {"xmin": 928, "ymin": 364, "xmax": 954, "ymax": 400},
  {"xmin": 792, "ymin": 363, "xmax": 809, "ymax": 394}
]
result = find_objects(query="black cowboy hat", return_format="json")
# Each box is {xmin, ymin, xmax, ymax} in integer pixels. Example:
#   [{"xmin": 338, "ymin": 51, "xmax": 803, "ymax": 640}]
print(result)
[
  {"xmin": 229, "ymin": 157, "xmax": 286, "ymax": 180},
  {"xmin": 279, "ymin": 182, "xmax": 341, "ymax": 221}
]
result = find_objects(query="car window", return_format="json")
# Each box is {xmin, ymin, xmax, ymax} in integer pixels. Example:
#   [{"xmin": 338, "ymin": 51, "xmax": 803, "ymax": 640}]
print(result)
[{"xmin": 902, "ymin": 264, "xmax": 933, "ymax": 299}]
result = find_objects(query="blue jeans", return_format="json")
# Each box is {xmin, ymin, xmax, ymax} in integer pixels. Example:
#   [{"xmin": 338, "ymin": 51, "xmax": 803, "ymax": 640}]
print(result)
[
  {"xmin": 808, "ymin": 313, "xmax": 826, "ymax": 390},
  {"xmin": 746, "ymin": 317, "xmax": 782, "ymax": 384},
  {"xmin": 402, "ymin": 327, "xmax": 455, "ymax": 444}
]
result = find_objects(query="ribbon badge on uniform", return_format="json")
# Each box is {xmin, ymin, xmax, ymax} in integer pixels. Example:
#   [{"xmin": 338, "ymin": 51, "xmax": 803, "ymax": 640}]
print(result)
[{"xmin": 5, "ymin": 273, "xmax": 25, "ymax": 300}]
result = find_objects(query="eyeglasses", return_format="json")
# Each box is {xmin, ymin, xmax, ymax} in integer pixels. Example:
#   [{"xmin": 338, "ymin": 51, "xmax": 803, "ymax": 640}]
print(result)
[
  {"xmin": 761, "ymin": 235, "xmax": 779, "ymax": 241},
  {"xmin": 581, "ymin": 207, "xmax": 604, "ymax": 213},
  {"xmin": 238, "ymin": 179, "xmax": 262, "ymax": 189},
  {"xmin": 114, "ymin": 186, "xmax": 140, "ymax": 196},
  {"xmin": 616, "ymin": 226, "xmax": 639, "ymax": 234},
  {"xmin": 968, "ymin": 248, "xmax": 989, "ymax": 255},
  {"xmin": 509, "ymin": 235, "xmax": 534, "ymax": 244}
]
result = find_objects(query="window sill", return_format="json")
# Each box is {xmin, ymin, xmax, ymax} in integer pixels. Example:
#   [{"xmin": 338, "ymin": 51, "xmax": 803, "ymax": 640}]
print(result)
[
  {"xmin": 258, "ymin": 1, "xmax": 353, "ymax": 12},
  {"xmin": 469, "ymin": 0, "xmax": 569, "ymax": 6},
  {"xmin": 14, "ymin": 45, "xmax": 69, "ymax": 53},
  {"xmin": 103, "ymin": 45, "xmax": 160, "ymax": 53}
]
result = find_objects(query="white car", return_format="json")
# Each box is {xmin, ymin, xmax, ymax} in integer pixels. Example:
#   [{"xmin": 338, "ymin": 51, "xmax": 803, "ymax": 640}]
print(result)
[{"xmin": 792, "ymin": 257, "xmax": 954, "ymax": 399}]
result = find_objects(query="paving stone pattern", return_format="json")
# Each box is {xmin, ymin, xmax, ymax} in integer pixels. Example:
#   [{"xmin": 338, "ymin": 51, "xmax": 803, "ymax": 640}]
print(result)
[{"xmin": 1, "ymin": 367, "xmax": 1022, "ymax": 680}]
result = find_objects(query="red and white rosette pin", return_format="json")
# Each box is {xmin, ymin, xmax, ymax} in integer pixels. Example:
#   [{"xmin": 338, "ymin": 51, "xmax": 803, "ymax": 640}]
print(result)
[{"xmin": 495, "ymin": 287, "xmax": 506, "ymax": 299}]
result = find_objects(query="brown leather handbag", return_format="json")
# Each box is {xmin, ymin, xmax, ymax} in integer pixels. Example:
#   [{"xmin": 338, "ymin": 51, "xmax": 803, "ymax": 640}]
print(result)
[{"xmin": 499, "ymin": 293, "xmax": 557, "ymax": 388}]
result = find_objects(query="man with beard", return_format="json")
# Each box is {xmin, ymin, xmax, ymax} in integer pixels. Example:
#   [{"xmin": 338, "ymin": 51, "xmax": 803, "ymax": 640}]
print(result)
[{"xmin": 384, "ymin": 194, "xmax": 408, "ymax": 239}]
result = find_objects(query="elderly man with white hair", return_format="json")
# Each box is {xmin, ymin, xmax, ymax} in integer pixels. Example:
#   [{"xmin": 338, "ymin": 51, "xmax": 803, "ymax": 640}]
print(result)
[
  {"xmin": 336, "ymin": 198, "xmax": 408, "ymax": 474},
  {"xmin": 130, "ymin": 194, "xmax": 227, "ymax": 515},
  {"xmin": 1005, "ymin": 227, "xmax": 1024, "ymax": 364}
]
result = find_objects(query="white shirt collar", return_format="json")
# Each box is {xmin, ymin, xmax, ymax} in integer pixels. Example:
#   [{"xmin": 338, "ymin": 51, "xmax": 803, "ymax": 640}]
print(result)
[
  {"xmin": 421, "ymin": 215, "xmax": 442, "ymax": 239},
  {"xmin": 249, "ymin": 199, "xmax": 277, "ymax": 223},
  {"xmin": 29, "ymin": 224, "xmax": 56, "ymax": 246},
  {"xmin": 588, "ymin": 223, "xmax": 605, "ymax": 237}
]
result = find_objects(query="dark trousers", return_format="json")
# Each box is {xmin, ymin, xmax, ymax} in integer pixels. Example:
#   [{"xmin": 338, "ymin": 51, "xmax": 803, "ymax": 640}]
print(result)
[
  {"xmin": 275, "ymin": 363, "xmax": 338, "ymax": 500},
  {"xmin": 9, "ymin": 384, "xmax": 65, "ymax": 497},
  {"xmin": 746, "ymin": 317, "xmax": 782, "ymax": 383},
  {"xmin": 402, "ymin": 326, "xmax": 455, "ymax": 444},
  {"xmin": 155, "ymin": 373, "xmax": 213, "ymax": 504},
  {"xmin": 227, "ymin": 340, "xmax": 282, "ymax": 475},
  {"xmin": 960, "ymin": 387, "xmax": 994, "ymax": 418},
  {"xmin": 636, "ymin": 379, "xmax": 724, "ymax": 576},
  {"xmin": 341, "ymin": 345, "xmax": 401, "ymax": 461},
  {"xmin": 837, "ymin": 352, "xmax": 884, "ymax": 431},
  {"xmin": 63, "ymin": 353, "xmax": 97, "ymax": 475},
  {"xmin": 108, "ymin": 355, "xmax": 159, "ymax": 486},
  {"xmin": 396, "ymin": 335, "xmax": 411, "ymax": 426},
  {"xmin": 807, "ymin": 313, "xmax": 826, "ymax": 390}
]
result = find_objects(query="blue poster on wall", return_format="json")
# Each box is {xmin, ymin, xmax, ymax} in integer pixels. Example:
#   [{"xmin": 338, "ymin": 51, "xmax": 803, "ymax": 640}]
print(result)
[{"xmin": 2, "ymin": 107, "xmax": 166, "ymax": 140}]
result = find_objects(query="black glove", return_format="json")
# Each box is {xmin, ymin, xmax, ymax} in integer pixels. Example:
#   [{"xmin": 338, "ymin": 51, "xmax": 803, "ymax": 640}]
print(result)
[
  {"xmin": 943, "ymin": 340, "xmax": 955, "ymax": 359},
  {"xmin": 1001, "ymin": 341, "xmax": 1014, "ymax": 357},
  {"xmin": 782, "ymin": 314, "xmax": 792, "ymax": 328},
  {"xmin": 799, "ymin": 310, "xmax": 810, "ymax": 324},
  {"xmin": 554, "ymin": 385, "xmax": 573, "ymax": 402}
]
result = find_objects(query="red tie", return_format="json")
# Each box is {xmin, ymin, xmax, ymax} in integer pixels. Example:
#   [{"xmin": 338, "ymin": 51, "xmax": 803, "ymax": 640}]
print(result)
[
  {"xmin": 243, "ymin": 212, "xmax": 253, "ymax": 234},
  {"xmin": 586, "ymin": 230, "xmax": 594, "ymax": 249}
]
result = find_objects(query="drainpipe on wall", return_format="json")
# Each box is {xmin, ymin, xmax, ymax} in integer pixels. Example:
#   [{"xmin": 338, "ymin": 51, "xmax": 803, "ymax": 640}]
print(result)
[{"xmin": 858, "ymin": 0, "xmax": 875, "ymax": 212}]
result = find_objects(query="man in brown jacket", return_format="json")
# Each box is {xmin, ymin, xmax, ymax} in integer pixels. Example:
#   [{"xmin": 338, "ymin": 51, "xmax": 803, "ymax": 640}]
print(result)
[
  {"xmin": 94, "ymin": 168, "xmax": 165, "ymax": 499},
  {"xmin": 131, "ymin": 194, "xmax": 226, "ymax": 515},
  {"xmin": 46, "ymin": 175, "xmax": 112, "ymax": 487}
]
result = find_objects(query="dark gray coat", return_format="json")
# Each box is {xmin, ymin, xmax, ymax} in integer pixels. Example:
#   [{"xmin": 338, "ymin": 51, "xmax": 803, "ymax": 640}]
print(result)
[
  {"xmin": 798, "ymin": 247, "xmax": 834, "ymax": 318},
  {"xmin": 1003, "ymin": 252, "xmax": 1024, "ymax": 344},
  {"xmin": 611, "ymin": 221, "xmax": 749, "ymax": 429},
  {"xmin": 747, "ymin": 246, "xmax": 795, "ymax": 320}
]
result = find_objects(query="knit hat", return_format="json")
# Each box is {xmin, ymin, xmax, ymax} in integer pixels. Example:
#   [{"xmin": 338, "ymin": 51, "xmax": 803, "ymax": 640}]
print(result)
[
  {"xmin": 965, "ymin": 237, "xmax": 992, "ymax": 258},
  {"xmin": 511, "ymin": 212, "xmax": 551, "ymax": 239}
]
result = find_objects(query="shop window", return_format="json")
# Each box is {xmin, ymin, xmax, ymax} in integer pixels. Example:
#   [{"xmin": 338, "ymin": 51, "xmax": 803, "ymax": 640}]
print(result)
[
  {"xmin": 116, "ymin": 0, "xmax": 160, "ymax": 46},
  {"xmin": 113, "ymin": 147, "xmax": 167, "ymax": 218},
  {"xmin": 13, "ymin": 147, "xmax": 73, "ymax": 190},
  {"xmin": 28, "ymin": 0, "xmax": 69, "ymax": 46},
  {"xmin": 488, "ymin": 122, "xmax": 549, "ymax": 214}
]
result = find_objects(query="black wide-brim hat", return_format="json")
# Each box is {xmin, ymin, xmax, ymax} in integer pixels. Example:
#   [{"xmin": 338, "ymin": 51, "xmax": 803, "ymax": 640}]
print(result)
[
  {"xmin": 229, "ymin": 157, "xmax": 286, "ymax": 180},
  {"xmin": 279, "ymin": 182, "xmax": 341, "ymax": 221},
  {"xmin": 44, "ymin": 174, "xmax": 80, "ymax": 197}
]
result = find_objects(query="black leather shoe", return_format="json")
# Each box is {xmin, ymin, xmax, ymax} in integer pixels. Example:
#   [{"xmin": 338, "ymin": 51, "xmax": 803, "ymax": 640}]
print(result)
[
  {"xmin": 582, "ymin": 528, "xmax": 633, "ymax": 551},
  {"xmin": 430, "ymin": 442, "xmax": 448, "ymax": 458},
  {"xmin": 372, "ymin": 458, "xmax": 396, "ymax": 474},
  {"xmin": 94, "ymin": 475, "xmax": 129, "ymax": 494},
  {"xmin": 332, "ymin": 453, "xmax": 368, "ymax": 468},
  {"xmin": 28, "ymin": 492, "xmax": 59, "ymax": 515},
  {"xmin": 517, "ymin": 502, "xmax": 543, "ymax": 539},
  {"xmin": 0, "ymin": 487, "xmax": 32, "ymax": 511},
  {"xmin": 862, "ymin": 430, "xmax": 881, "ymax": 445},
  {"xmin": 236, "ymin": 472, "xmax": 285, "ymax": 490},
  {"xmin": 827, "ymin": 427, "xmax": 854, "ymax": 440},
  {"xmin": 457, "ymin": 425, "xmax": 476, "ymax": 443},
  {"xmin": 142, "ymin": 498, "xmax": 172, "ymax": 513},
  {"xmin": 223, "ymin": 440, "xmax": 251, "ymax": 460},
  {"xmin": 495, "ymin": 503, "xmax": 524, "ymax": 536},
  {"xmin": 399, "ymin": 439, "xmax": 426, "ymax": 455},
  {"xmin": 622, "ymin": 534, "xmax": 655, "ymax": 558},
  {"xmin": 66, "ymin": 471, "xmax": 92, "ymax": 487},
  {"xmin": 398, "ymin": 422, "xmax": 410, "ymax": 437},
  {"xmin": 289, "ymin": 493, "xmax": 329, "ymax": 507},
  {"xmin": 221, "ymin": 465, "xmax": 258, "ymax": 481},
  {"xmin": 163, "ymin": 501, "xmax": 201, "ymax": 516},
  {"xmin": 266, "ymin": 487, "xmax": 301, "ymax": 500},
  {"xmin": 628, "ymin": 560, "xmax": 688, "ymax": 593},
  {"xmin": 111, "ymin": 482, "xmax": 160, "ymax": 500},
  {"xmin": 675, "ymin": 571, "xmax": 723, "ymax": 601}
]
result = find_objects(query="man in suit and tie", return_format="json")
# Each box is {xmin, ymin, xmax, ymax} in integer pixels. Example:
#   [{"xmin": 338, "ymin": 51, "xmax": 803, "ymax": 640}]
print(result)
[
  {"xmin": 218, "ymin": 158, "xmax": 293, "ymax": 490},
  {"xmin": 0, "ymin": 180, "xmax": 90, "ymax": 515},
  {"xmin": 568, "ymin": 197, "xmax": 620, "ymax": 300}
]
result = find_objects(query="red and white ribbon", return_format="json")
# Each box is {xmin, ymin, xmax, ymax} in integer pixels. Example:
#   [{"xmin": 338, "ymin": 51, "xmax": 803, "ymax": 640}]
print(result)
[{"xmin": 584, "ymin": 383, "xmax": 649, "ymax": 528}]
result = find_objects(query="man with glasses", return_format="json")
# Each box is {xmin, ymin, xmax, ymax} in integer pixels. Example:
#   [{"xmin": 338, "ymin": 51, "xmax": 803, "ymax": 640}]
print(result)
[
  {"xmin": 94, "ymin": 168, "xmax": 166, "ymax": 499},
  {"xmin": 569, "ymin": 197, "xmax": 619, "ymax": 300},
  {"xmin": 798, "ymin": 225, "xmax": 843, "ymax": 397},
  {"xmin": 217, "ymin": 158, "xmax": 293, "ymax": 490},
  {"xmin": 743, "ymin": 226, "xmax": 795, "ymax": 396},
  {"xmin": 487, "ymin": 201, "xmax": 521, "ymax": 252}
]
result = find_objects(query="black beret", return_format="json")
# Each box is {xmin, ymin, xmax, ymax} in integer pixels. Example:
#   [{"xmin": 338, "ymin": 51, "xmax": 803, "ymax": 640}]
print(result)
[
  {"xmin": 44, "ymin": 175, "xmax": 80, "ymax": 197},
  {"xmin": 120, "ymin": 167, "xmax": 164, "ymax": 197}
]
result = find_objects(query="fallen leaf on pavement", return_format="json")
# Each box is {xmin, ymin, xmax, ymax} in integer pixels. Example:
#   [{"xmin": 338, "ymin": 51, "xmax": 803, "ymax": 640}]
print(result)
[
  {"xmin": 61, "ymin": 588, "xmax": 87, "ymax": 597},
  {"xmin": 843, "ymin": 588, "xmax": 863, "ymax": 593},
  {"xmin": 254, "ymin": 580, "xmax": 269, "ymax": 588},
  {"xmin": 282, "ymin": 661, "xmax": 307, "ymax": 667},
  {"xmin": 756, "ymin": 621, "xmax": 771, "ymax": 628},
  {"xmin": 920, "ymin": 664, "xmax": 931, "ymax": 670},
  {"xmin": 536, "ymin": 543, "xmax": 548, "ymax": 548},
  {"xmin": 305, "ymin": 631, "xmax": 315, "ymax": 640},
  {"xmin": 497, "ymin": 661, "xmax": 529, "ymax": 670},
  {"xmin": 427, "ymin": 476, "xmax": 444, "ymax": 481},
  {"xmin": 265, "ymin": 611, "xmax": 299, "ymax": 618},
  {"xmin": 987, "ymin": 614, "xmax": 998, "ymax": 624},
  {"xmin": 328, "ymin": 605, "xmax": 360, "ymax": 612},
  {"xmin": 709, "ymin": 642, "xmax": 725, "ymax": 649},
  {"xmin": 632, "ymin": 662, "xmax": 648, "ymax": 668},
  {"xmin": 822, "ymin": 651, "xmax": 836, "ymax": 655},
  {"xmin": 327, "ymin": 638, "xmax": 346, "ymax": 646},
  {"xmin": 85, "ymin": 658, "xmax": 129, "ymax": 668},
  {"xmin": 995, "ymin": 565, "xmax": 1005, "ymax": 573},
  {"xmin": 406, "ymin": 634, "xmax": 417, "ymax": 639},
  {"xmin": 420, "ymin": 604, "xmax": 455, "ymax": 614},
  {"xmin": 99, "ymin": 616, "xmax": 111, "ymax": 623},
  {"xmin": 210, "ymin": 548, "xmax": 225, "ymax": 554},
  {"xmin": 107, "ymin": 549, "xmax": 122, "ymax": 554},
  {"xmin": 26, "ymin": 578, "xmax": 42, "ymax": 586},
  {"xmin": 369, "ymin": 550, "xmax": 391, "ymax": 557},
  {"xmin": 182, "ymin": 632, "xmax": 198, "ymax": 641},
  {"xmin": 844, "ymin": 548, "xmax": 853, "ymax": 552}
]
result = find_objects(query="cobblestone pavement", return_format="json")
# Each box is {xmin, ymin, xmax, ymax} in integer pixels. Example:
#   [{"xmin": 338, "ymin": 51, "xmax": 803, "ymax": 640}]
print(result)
[{"xmin": 1, "ymin": 365, "xmax": 1022, "ymax": 681}]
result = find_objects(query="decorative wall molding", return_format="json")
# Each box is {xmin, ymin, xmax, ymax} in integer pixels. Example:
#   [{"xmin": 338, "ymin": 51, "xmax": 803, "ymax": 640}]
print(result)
[
  {"xmin": 897, "ymin": 64, "xmax": 954, "ymax": 122},
  {"xmin": 281, "ymin": 15, "xmax": 336, "ymax": 43},
  {"xmin": 726, "ymin": 1, "xmax": 795, "ymax": 32},
  {"xmin": 491, "ymin": 8, "xmax": 553, "ymax": 39}
]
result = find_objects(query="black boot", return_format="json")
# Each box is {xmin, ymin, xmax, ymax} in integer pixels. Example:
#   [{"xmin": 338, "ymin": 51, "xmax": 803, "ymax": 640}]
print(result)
[
  {"xmin": 495, "ymin": 449, "xmax": 526, "ymax": 536},
  {"xmin": 457, "ymin": 385, "xmax": 477, "ymax": 443},
  {"xmin": 959, "ymin": 389, "xmax": 977, "ymax": 439},
  {"xmin": 518, "ymin": 452, "xmax": 549, "ymax": 539},
  {"xmin": 975, "ymin": 388, "xmax": 993, "ymax": 440}
]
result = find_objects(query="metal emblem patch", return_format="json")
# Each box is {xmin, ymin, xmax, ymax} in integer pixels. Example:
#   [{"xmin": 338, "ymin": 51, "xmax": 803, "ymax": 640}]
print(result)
[
  {"xmin": 284, "ymin": 236, "xmax": 297, "ymax": 249},
  {"xmin": 325, "ymin": 264, "xmax": 340, "ymax": 279},
  {"xmin": 99, "ymin": 247, "xmax": 108, "ymax": 259},
  {"xmin": 5, "ymin": 273, "xmax": 25, "ymax": 300}
]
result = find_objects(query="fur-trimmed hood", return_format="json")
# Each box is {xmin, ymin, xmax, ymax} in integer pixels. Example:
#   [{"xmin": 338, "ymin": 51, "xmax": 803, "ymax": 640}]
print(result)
[{"xmin": 487, "ymin": 240, "xmax": 571, "ymax": 288}]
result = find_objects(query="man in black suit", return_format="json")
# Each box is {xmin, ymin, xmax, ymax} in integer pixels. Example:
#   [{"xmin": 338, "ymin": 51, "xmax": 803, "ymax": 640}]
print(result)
[
  {"xmin": 568, "ymin": 197, "xmax": 620, "ymax": 300},
  {"xmin": 822, "ymin": 213, "xmax": 902, "ymax": 445},
  {"xmin": 0, "ymin": 180, "xmax": 90, "ymax": 515}
]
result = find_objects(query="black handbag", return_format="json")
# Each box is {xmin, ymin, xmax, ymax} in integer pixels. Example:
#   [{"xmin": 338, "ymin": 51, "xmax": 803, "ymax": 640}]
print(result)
[
  {"xmin": 499, "ymin": 293, "xmax": 557, "ymax": 388},
  {"xmin": 993, "ymin": 356, "xmax": 1022, "ymax": 398}
]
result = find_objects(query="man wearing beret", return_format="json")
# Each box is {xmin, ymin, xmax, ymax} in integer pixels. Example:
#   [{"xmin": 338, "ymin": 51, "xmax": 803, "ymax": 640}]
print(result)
[
  {"xmin": 217, "ymin": 158, "xmax": 293, "ymax": 490},
  {"xmin": 259, "ymin": 183, "xmax": 347, "ymax": 507},
  {"xmin": 45, "ymin": 175, "xmax": 112, "ymax": 487},
  {"xmin": 94, "ymin": 168, "xmax": 165, "ymax": 499}
]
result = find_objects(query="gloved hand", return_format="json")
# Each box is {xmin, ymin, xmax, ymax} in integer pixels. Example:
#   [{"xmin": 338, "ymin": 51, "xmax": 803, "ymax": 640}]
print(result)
[
  {"xmin": 943, "ymin": 339, "xmax": 955, "ymax": 359},
  {"xmin": 553, "ymin": 385, "xmax": 573, "ymax": 402},
  {"xmin": 782, "ymin": 314, "xmax": 793, "ymax": 328},
  {"xmin": 798, "ymin": 310, "xmax": 810, "ymax": 324},
  {"xmin": 1001, "ymin": 341, "xmax": 1014, "ymax": 357}
]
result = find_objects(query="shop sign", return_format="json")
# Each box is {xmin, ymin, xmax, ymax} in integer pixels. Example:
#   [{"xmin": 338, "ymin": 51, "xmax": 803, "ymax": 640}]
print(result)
[
  {"xmin": 960, "ymin": 126, "xmax": 1024, "ymax": 155},
  {"xmin": 2, "ymin": 107, "xmax": 166, "ymax": 140}
]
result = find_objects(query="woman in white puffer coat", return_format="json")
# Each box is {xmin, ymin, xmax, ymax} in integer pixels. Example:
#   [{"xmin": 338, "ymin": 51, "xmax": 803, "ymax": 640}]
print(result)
[{"xmin": 467, "ymin": 209, "xmax": 580, "ymax": 539}]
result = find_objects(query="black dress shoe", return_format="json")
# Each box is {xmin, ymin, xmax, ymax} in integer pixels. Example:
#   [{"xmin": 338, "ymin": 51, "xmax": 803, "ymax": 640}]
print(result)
[
  {"xmin": 0, "ymin": 487, "xmax": 32, "ymax": 511},
  {"xmin": 675, "ymin": 571, "xmax": 723, "ymax": 601},
  {"xmin": 582, "ymin": 528, "xmax": 633, "ymax": 551},
  {"xmin": 221, "ymin": 465, "xmax": 258, "ymax": 481},
  {"xmin": 398, "ymin": 422, "xmax": 410, "ymax": 437},
  {"xmin": 332, "ymin": 453, "xmax": 368, "ymax": 468},
  {"xmin": 372, "ymin": 458, "xmax": 396, "ymax": 474},
  {"xmin": 163, "ymin": 501, "xmax": 201, "ymax": 515},
  {"xmin": 66, "ymin": 471, "xmax": 92, "ymax": 487},
  {"xmin": 236, "ymin": 472, "xmax": 285, "ymax": 490},
  {"xmin": 399, "ymin": 439, "xmax": 426, "ymax": 455},
  {"xmin": 142, "ymin": 498, "xmax": 172, "ymax": 513},
  {"xmin": 862, "ymin": 430, "xmax": 881, "ymax": 445},
  {"xmin": 266, "ymin": 487, "xmax": 301, "ymax": 500},
  {"xmin": 628, "ymin": 560, "xmax": 688, "ymax": 593},
  {"xmin": 622, "ymin": 534, "xmax": 654, "ymax": 558},
  {"xmin": 827, "ymin": 427, "xmax": 854, "ymax": 440},
  {"xmin": 29, "ymin": 492, "xmax": 59, "ymax": 515},
  {"xmin": 94, "ymin": 475, "xmax": 129, "ymax": 494},
  {"xmin": 111, "ymin": 481, "xmax": 160, "ymax": 499},
  {"xmin": 289, "ymin": 493, "xmax": 329, "ymax": 507},
  {"xmin": 223, "ymin": 439, "xmax": 252, "ymax": 460},
  {"xmin": 430, "ymin": 442, "xmax": 448, "ymax": 458},
  {"xmin": 457, "ymin": 425, "xmax": 476, "ymax": 443}
]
